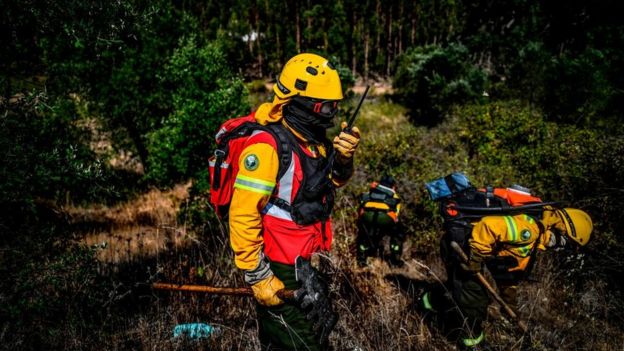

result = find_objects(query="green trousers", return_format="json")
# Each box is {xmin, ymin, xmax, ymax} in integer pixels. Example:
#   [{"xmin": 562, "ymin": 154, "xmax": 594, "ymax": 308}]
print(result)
[
  {"xmin": 435, "ymin": 236, "xmax": 490, "ymax": 346},
  {"xmin": 256, "ymin": 261, "xmax": 322, "ymax": 351}
]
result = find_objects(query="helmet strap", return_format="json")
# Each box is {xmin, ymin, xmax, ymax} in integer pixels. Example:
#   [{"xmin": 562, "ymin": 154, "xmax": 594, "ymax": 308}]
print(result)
[{"xmin": 559, "ymin": 209, "xmax": 577, "ymax": 238}]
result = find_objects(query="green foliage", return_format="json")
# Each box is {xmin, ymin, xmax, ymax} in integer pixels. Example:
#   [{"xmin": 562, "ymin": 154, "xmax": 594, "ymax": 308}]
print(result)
[
  {"xmin": 0, "ymin": 93, "xmax": 104, "ymax": 212},
  {"xmin": 541, "ymin": 49, "xmax": 614, "ymax": 125},
  {"xmin": 393, "ymin": 44, "xmax": 487, "ymax": 124},
  {"xmin": 0, "ymin": 222, "xmax": 110, "ymax": 350},
  {"xmin": 455, "ymin": 100, "xmax": 624, "ymax": 215},
  {"xmin": 146, "ymin": 37, "xmax": 250, "ymax": 185},
  {"xmin": 333, "ymin": 57, "xmax": 356, "ymax": 94}
]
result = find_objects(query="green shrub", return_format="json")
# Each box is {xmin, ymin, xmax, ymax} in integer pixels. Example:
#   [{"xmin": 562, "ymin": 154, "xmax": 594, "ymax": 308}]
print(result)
[
  {"xmin": 393, "ymin": 43, "xmax": 487, "ymax": 125},
  {"xmin": 541, "ymin": 49, "xmax": 613, "ymax": 126},
  {"xmin": 0, "ymin": 92, "xmax": 111, "ymax": 212},
  {"xmin": 146, "ymin": 37, "xmax": 250, "ymax": 185}
]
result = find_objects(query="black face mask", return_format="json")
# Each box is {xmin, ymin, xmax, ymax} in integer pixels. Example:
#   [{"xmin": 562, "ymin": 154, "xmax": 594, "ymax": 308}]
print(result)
[{"xmin": 283, "ymin": 100, "xmax": 335, "ymax": 144}]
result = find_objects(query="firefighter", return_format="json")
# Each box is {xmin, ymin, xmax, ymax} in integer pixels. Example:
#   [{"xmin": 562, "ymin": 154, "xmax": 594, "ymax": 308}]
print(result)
[
  {"xmin": 356, "ymin": 175, "xmax": 405, "ymax": 267},
  {"xmin": 228, "ymin": 53, "xmax": 360, "ymax": 350},
  {"xmin": 421, "ymin": 207, "xmax": 593, "ymax": 349}
]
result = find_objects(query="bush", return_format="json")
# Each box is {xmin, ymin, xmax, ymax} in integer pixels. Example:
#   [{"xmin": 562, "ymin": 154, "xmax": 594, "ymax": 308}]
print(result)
[
  {"xmin": 0, "ymin": 92, "xmax": 111, "ymax": 214},
  {"xmin": 541, "ymin": 48, "xmax": 614, "ymax": 126},
  {"xmin": 393, "ymin": 43, "xmax": 487, "ymax": 125},
  {"xmin": 454, "ymin": 100, "xmax": 624, "ymax": 292},
  {"xmin": 146, "ymin": 37, "xmax": 250, "ymax": 185}
]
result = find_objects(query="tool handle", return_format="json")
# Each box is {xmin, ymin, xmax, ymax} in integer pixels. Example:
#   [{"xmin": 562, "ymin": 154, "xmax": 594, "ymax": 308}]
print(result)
[
  {"xmin": 449, "ymin": 242, "xmax": 529, "ymax": 333},
  {"xmin": 152, "ymin": 282, "xmax": 296, "ymax": 301}
]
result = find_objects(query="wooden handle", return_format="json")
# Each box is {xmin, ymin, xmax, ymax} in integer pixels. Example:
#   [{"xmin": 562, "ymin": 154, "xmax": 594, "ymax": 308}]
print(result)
[
  {"xmin": 450, "ymin": 241, "xmax": 529, "ymax": 333},
  {"xmin": 152, "ymin": 282, "xmax": 296, "ymax": 301}
]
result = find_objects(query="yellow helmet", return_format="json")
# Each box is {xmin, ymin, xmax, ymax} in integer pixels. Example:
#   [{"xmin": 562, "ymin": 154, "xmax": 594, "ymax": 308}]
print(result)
[
  {"xmin": 557, "ymin": 208, "xmax": 593, "ymax": 246},
  {"xmin": 274, "ymin": 53, "xmax": 343, "ymax": 101}
]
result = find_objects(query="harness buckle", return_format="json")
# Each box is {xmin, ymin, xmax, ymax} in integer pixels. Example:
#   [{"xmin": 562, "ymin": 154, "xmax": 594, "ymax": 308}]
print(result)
[{"xmin": 214, "ymin": 149, "xmax": 226, "ymax": 159}]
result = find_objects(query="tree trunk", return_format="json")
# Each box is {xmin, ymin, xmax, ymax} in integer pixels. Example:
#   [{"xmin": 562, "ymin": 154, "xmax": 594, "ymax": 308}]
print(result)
[
  {"xmin": 375, "ymin": 0, "xmax": 381, "ymax": 70},
  {"xmin": 295, "ymin": 0, "xmax": 301, "ymax": 52},
  {"xmin": 323, "ymin": 18, "xmax": 328, "ymax": 51},
  {"xmin": 255, "ymin": 8, "xmax": 263, "ymax": 77},
  {"xmin": 386, "ymin": 4, "xmax": 393, "ymax": 77},
  {"xmin": 352, "ymin": 11, "xmax": 358, "ymax": 77},
  {"xmin": 398, "ymin": 1, "xmax": 403, "ymax": 55},
  {"xmin": 411, "ymin": 17, "xmax": 416, "ymax": 45},
  {"xmin": 125, "ymin": 116, "xmax": 148, "ymax": 173},
  {"xmin": 364, "ymin": 28, "xmax": 370, "ymax": 81}
]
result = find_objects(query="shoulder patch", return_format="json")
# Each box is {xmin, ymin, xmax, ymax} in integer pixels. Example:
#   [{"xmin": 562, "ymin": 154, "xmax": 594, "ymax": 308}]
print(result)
[
  {"xmin": 244, "ymin": 154, "xmax": 260, "ymax": 171},
  {"xmin": 521, "ymin": 229, "xmax": 531, "ymax": 241}
]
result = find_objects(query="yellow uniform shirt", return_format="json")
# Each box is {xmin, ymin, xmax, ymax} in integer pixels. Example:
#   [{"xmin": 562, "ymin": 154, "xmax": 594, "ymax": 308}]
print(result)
[{"xmin": 470, "ymin": 214, "xmax": 551, "ymax": 272}]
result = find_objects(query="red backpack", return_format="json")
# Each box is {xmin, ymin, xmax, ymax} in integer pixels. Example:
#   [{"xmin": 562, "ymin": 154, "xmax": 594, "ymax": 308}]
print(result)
[{"xmin": 208, "ymin": 112, "xmax": 292, "ymax": 217}]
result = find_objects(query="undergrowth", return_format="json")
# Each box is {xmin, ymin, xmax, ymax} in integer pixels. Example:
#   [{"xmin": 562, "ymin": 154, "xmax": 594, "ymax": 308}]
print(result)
[{"xmin": 1, "ymin": 97, "xmax": 623, "ymax": 350}]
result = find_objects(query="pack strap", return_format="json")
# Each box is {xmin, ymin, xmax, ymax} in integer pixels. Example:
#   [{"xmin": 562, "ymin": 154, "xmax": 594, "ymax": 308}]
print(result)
[
  {"xmin": 524, "ymin": 215, "xmax": 546, "ymax": 277},
  {"xmin": 269, "ymin": 197, "xmax": 292, "ymax": 212},
  {"xmin": 265, "ymin": 123, "xmax": 293, "ymax": 181},
  {"xmin": 212, "ymin": 149, "xmax": 226, "ymax": 190},
  {"xmin": 362, "ymin": 191, "xmax": 400, "ymax": 212}
]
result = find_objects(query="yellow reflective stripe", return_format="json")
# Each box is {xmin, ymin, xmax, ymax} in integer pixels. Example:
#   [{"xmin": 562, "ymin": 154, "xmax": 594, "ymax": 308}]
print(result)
[
  {"xmin": 422, "ymin": 292, "xmax": 435, "ymax": 312},
  {"xmin": 504, "ymin": 216, "xmax": 518, "ymax": 242},
  {"xmin": 236, "ymin": 174, "xmax": 276, "ymax": 187},
  {"xmin": 234, "ymin": 183, "xmax": 273, "ymax": 195},
  {"xmin": 234, "ymin": 175, "xmax": 275, "ymax": 195},
  {"xmin": 520, "ymin": 245, "xmax": 532, "ymax": 257},
  {"xmin": 463, "ymin": 331, "xmax": 484, "ymax": 347},
  {"xmin": 524, "ymin": 214, "xmax": 535, "ymax": 224},
  {"xmin": 363, "ymin": 202, "xmax": 391, "ymax": 210}
]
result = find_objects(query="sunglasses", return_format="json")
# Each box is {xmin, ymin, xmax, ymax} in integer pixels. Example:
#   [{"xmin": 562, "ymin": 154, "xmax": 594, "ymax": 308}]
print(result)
[{"xmin": 291, "ymin": 96, "xmax": 340, "ymax": 118}]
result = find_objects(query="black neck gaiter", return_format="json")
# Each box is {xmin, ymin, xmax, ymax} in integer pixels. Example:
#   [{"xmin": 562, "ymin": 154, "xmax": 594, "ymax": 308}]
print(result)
[{"xmin": 283, "ymin": 102, "xmax": 333, "ymax": 144}]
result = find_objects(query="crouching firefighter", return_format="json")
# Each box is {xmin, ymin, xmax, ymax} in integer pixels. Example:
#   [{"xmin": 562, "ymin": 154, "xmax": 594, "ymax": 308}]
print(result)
[
  {"xmin": 356, "ymin": 175, "xmax": 405, "ymax": 267},
  {"xmin": 211, "ymin": 53, "xmax": 361, "ymax": 350},
  {"xmin": 420, "ymin": 173, "xmax": 593, "ymax": 349}
]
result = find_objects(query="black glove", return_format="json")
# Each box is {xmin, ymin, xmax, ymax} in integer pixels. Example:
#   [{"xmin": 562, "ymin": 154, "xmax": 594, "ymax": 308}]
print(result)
[{"xmin": 294, "ymin": 257, "xmax": 338, "ymax": 345}]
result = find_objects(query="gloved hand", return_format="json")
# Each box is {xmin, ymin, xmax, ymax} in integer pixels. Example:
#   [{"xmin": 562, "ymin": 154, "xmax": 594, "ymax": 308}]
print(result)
[
  {"xmin": 546, "ymin": 229, "xmax": 568, "ymax": 248},
  {"xmin": 460, "ymin": 259, "xmax": 482, "ymax": 274},
  {"xmin": 251, "ymin": 275, "xmax": 286, "ymax": 306},
  {"xmin": 333, "ymin": 121, "xmax": 361, "ymax": 163}
]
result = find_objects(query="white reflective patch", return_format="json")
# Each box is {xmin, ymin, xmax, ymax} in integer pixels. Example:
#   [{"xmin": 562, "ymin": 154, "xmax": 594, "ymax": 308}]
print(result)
[
  {"xmin": 278, "ymin": 152, "xmax": 295, "ymax": 201},
  {"xmin": 215, "ymin": 127, "xmax": 227, "ymax": 140},
  {"xmin": 209, "ymin": 160, "xmax": 229, "ymax": 168},
  {"xmin": 508, "ymin": 187, "xmax": 531, "ymax": 195},
  {"xmin": 263, "ymin": 202, "xmax": 293, "ymax": 220},
  {"xmin": 376, "ymin": 184, "xmax": 396, "ymax": 195}
]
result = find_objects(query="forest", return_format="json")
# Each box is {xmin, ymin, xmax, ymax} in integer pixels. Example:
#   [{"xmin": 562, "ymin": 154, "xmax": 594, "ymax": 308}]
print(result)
[{"xmin": 2, "ymin": 0, "xmax": 624, "ymax": 350}]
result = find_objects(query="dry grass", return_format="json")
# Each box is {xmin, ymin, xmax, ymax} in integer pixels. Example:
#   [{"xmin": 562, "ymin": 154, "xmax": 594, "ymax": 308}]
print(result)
[
  {"xmin": 68, "ymin": 183, "xmax": 191, "ymax": 264},
  {"xmin": 56, "ymin": 98, "xmax": 624, "ymax": 351}
]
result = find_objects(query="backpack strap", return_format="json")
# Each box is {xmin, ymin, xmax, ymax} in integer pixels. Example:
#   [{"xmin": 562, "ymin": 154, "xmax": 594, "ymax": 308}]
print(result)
[
  {"xmin": 265, "ymin": 123, "xmax": 293, "ymax": 181},
  {"xmin": 211, "ymin": 122, "xmax": 292, "ymax": 192},
  {"xmin": 212, "ymin": 122, "xmax": 257, "ymax": 190},
  {"xmin": 523, "ymin": 215, "xmax": 546, "ymax": 277}
]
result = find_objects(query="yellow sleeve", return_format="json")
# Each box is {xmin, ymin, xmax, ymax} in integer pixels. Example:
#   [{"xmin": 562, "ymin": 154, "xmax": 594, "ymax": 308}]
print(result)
[
  {"xmin": 229, "ymin": 143, "xmax": 279, "ymax": 270},
  {"xmin": 469, "ymin": 217, "xmax": 504, "ymax": 262},
  {"xmin": 395, "ymin": 194, "xmax": 402, "ymax": 216}
]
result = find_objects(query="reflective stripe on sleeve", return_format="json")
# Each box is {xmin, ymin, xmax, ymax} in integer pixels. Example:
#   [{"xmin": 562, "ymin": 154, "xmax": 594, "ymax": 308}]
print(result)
[
  {"xmin": 504, "ymin": 216, "xmax": 519, "ymax": 242},
  {"xmin": 234, "ymin": 174, "xmax": 275, "ymax": 195},
  {"xmin": 422, "ymin": 292, "xmax": 436, "ymax": 312},
  {"xmin": 462, "ymin": 331, "xmax": 484, "ymax": 347}
]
